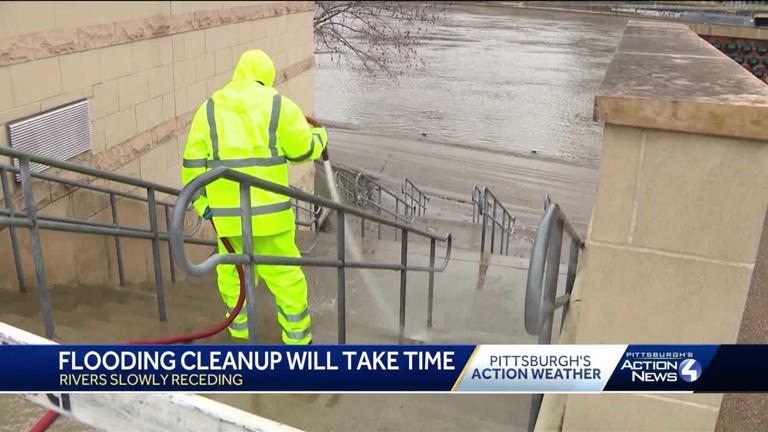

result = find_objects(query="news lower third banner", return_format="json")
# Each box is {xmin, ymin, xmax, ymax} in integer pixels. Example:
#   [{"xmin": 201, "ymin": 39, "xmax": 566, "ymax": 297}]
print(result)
[{"xmin": 0, "ymin": 344, "xmax": 766, "ymax": 392}]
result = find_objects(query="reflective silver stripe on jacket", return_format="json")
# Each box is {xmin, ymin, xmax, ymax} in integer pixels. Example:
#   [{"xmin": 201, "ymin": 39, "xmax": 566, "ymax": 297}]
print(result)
[
  {"xmin": 283, "ymin": 328, "xmax": 311, "ymax": 341},
  {"xmin": 268, "ymin": 94, "xmax": 281, "ymax": 157},
  {"xmin": 183, "ymin": 156, "xmax": 286, "ymax": 168},
  {"xmin": 229, "ymin": 321, "xmax": 248, "ymax": 331},
  {"xmin": 285, "ymin": 131, "xmax": 324, "ymax": 163},
  {"xmin": 277, "ymin": 305, "xmax": 309, "ymax": 322},
  {"xmin": 209, "ymin": 201, "xmax": 292, "ymax": 217},
  {"xmin": 206, "ymin": 99, "xmax": 219, "ymax": 160},
  {"xmin": 314, "ymin": 132, "xmax": 325, "ymax": 146},
  {"xmin": 227, "ymin": 307, "xmax": 247, "ymax": 317}
]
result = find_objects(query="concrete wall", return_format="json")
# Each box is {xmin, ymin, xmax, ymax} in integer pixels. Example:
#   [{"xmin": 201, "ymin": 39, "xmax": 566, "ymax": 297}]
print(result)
[
  {"xmin": 0, "ymin": 1, "xmax": 316, "ymax": 290},
  {"xmin": 536, "ymin": 20, "xmax": 768, "ymax": 431},
  {"xmin": 689, "ymin": 22, "xmax": 768, "ymax": 40}
]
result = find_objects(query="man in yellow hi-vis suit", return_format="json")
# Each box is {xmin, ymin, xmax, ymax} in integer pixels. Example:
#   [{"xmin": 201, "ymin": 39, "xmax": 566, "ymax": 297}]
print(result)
[{"xmin": 181, "ymin": 50, "xmax": 327, "ymax": 344}]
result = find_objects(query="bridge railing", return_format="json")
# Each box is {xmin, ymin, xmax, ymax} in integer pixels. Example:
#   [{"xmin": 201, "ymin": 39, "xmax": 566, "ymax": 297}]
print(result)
[
  {"xmin": 0, "ymin": 146, "xmax": 321, "ymax": 338},
  {"xmin": 524, "ymin": 196, "xmax": 584, "ymax": 432},
  {"xmin": 170, "ymin": 167, "xmax": 453, "ymax": 343}
]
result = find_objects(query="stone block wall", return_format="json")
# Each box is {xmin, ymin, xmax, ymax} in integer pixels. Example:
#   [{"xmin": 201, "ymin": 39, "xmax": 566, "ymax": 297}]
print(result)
[
  {"xmin": 0, "ymin": 1, "xmax": 317, "ymax": 290},
  {"xmin": 536, "ymin": 20, "xmax": 768, "ymax": 431}
]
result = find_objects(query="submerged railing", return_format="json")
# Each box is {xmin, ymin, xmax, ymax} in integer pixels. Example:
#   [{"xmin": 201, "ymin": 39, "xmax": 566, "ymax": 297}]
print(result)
[
  {"xmin": 355, "ymin": 171, "xmax": 416, "ymax": 239},
  {"xmin": 328, "ymin": 162, "xmax": 425, "ymax": 240},
  {"xmin": 402, "ymin": 178, "xmax": 429, "ymax": 218},
  {"xmin": 170, "ymin": 167, "xmax": 453, "ymax": 344},
  {"xmin": 333, "ymin": 165, "xmax": 359, "ymax": 205},
  {"xmin": 472, "ymin": 185, "xmax": 516, "ymax": 256},
  {"xmin": 0, "ymin": 146, "xmax": 321, "ymax": 338},
  {"xmin": 524, "ymin": 196, "xmax": 584, "ymax": 432}
]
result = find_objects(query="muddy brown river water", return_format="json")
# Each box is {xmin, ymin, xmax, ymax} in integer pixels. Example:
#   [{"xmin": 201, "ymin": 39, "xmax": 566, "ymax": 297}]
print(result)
[{"xmin": 316, "ymin": 3, "xmax": 628, "ymax": 167}]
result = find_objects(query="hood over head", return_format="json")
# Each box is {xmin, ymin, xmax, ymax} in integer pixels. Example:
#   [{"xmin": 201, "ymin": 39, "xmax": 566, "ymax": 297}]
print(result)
[{"xmin": 232, "ymin": 49, "xmax": 275, "ymax": 87}]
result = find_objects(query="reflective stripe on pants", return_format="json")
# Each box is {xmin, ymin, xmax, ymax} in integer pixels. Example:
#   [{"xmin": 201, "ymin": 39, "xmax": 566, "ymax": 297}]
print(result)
[
  {"xmin": 215, "ymin": 230, "xmax": 311, "ymax": 344},
  {"xmin": 218, "ymin": 237, "xmax": 249, "ymax": 339}
]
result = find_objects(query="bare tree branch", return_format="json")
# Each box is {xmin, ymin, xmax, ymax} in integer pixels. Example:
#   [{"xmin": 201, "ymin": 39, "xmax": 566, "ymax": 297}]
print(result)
[{"xmin": 314, "ymin": 1, "xmax": 448, "ymax": 78}]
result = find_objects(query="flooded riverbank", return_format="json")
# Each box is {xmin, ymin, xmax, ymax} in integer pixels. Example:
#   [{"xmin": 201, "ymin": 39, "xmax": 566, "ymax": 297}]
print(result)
[{"xmin": 316, "ymin": 4, "xmax": 628, "ymax": 167}]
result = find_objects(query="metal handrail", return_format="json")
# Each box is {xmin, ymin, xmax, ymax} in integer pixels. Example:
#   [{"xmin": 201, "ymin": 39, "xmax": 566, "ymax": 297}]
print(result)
[
  {"xmin": 170, "ymin": 167, "xmax": 453, "ymax": 344},
  {"xmin": 0, "ymin": 146, "xmax": 322, "ymax": 338},
  {"xmin": 327, "ymin": 162, "xmax": 421, "ymax": 240},
  {"xmin": 402, "ymin": 178, "xmax": 429, "ymax": 218},
  {"xmin": 354, "ymin": 172, "xmax": 412, "ymax": 241},
  {"xmin": 471, "ymin": 185, "xmax": 484, "ymax": 223},
  {"xmin": 290, "ymin": 189, "xmax": 323, "ymax": 254},
  {"xmin": 472, "ymin": 185, "xmax": 516, "ymax": 256},
  {"xmin": 0, "ymin": 154, "xmax": 321, "ymax": 253},
  {"xmin": 333, "ymin": 166, "xmax": 359, "ymax": 205},
  {"xmin": 355, "ymin": 172, "xmax": 416, "ymax": 224},
  {"xmin": 524, "ymin": 197, "xmax": 584, "ymax": 432}
]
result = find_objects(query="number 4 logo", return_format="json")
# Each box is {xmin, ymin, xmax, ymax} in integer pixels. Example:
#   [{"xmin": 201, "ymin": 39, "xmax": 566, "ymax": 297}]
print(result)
[{"xmin": 678, "ymin": 359, "xmax": 702, "ymax": 383}]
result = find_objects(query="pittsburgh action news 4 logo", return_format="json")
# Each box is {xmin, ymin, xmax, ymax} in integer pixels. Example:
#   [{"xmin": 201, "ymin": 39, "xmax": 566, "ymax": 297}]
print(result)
[
  {"xmin": 678, "ymin": 359, "xmax": 702, "ymax": 382},
  {"xmin": 620, "ymin": 351, "xmax": 702, "ymax": 383}
]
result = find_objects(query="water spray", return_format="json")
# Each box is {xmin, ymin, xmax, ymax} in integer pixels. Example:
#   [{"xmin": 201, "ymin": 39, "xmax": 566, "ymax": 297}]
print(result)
[{"xmin": 306, "ymin": 116, "xmax": 396, "ymax": 328}]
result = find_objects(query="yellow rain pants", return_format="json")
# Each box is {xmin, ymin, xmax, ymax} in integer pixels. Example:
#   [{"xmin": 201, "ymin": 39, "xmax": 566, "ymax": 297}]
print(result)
[{"xmin": 217, "ymin": 230, "xmax": 311, "ymax": 344}]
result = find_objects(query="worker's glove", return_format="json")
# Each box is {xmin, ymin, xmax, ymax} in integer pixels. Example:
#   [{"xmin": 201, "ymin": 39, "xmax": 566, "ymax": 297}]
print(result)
[
  {"xmin": 312, "ymin": 126, "xmax": 329, "ymax": 161},
  {"xmin": 202, "ymin": 207, "xmax": 212, "ymax": 220}
]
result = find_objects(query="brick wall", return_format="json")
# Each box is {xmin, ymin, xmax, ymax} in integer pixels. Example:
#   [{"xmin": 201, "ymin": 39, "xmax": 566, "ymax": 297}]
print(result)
[{"xmin": 0, "ymin": 1, "xmax": 317, "ymax": 290}]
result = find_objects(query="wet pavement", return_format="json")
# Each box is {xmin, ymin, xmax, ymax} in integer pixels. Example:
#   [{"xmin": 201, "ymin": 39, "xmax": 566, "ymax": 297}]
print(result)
[{"xmin": 325, "ymin": 126, "xmax": 599, "ymax": 236}]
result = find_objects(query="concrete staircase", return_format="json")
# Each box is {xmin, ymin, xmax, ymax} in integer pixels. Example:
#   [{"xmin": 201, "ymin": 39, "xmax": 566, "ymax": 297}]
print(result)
[
  {"xmin": 0, "ymin": 218, "xmax": 535, "ymax": 430},
  {"xmin": 0, "ymin": 209, "xmax": 538, "ymax": 346}
]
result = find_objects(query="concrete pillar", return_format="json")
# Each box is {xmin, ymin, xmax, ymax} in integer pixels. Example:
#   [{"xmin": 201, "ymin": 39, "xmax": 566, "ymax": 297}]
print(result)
[
  {"xmin": 543, "ymin": 20, "xmax": 768, "ymax": 431},
  {"xmin": 715, "ymin": 210, "xmax": 768, "ymax": 431}
]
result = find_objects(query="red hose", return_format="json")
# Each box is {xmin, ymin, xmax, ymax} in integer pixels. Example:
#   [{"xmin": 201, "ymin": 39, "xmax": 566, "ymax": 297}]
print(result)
[
  {"xmin": 128, "ymin": 237, "xmax": 245, "ymax": 345},
  {"xmin": 32, "ymin": 233, "xmax": 247, "ymax": 430},
  {"xmin": 305, "ymin": 115, "xmax": 321, "ymax": 127},
  {"xmin": 29, "ymin": 411, "xmax": 60, "ymax": 432}
]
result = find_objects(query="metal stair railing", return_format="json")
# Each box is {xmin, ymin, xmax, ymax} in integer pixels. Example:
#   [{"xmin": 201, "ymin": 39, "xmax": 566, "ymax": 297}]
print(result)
[
  {"xmin": 326, "ymin": 162, "xmax": 424, "ymax": 240},
  {"xmin": 524, "ymin": 195, "xmax": 584, "ymax": 432},
  {"xmin": 354, "ymin": 171, "xmax": 416, "ymax": 240},
  {"xmin": 290, "ymin": 193, "xmax": 322, "ymax": 253},
  {"xmin": 471, "ymin": 185, "xmax": 516, "ymax": 256},
  {"xmin": 359, "ymin": 173, "xmax": 414, "ymax": 224},
  {"xmin": 333, "ymin": 165, "xmax": 359, "ymax": 205},
  {"xmin": 0, "ymin": 146, "xmax": 322, "ymax": 339},
  {"xmin": 402, "ymin": 178, "xmax": 429, "ymax": 218},
  {"xmin": 170, "ymin": 166, "xmax": 453, "ymax": 344},
  {"xmin": 471, "ymin": 185, "xmax": 483, "ymax": 223}
]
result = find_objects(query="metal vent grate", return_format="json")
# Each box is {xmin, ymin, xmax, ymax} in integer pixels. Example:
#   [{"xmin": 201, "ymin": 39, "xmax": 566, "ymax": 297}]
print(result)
[{"xmin": 7, "ymin": 99, "xmax": 92, "ymax": 177}]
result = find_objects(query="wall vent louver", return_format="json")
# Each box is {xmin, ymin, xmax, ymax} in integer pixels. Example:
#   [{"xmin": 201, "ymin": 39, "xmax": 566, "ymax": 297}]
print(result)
[{"xmin": 7, "ymin": 99, "xmax": 92, "ymax": 179}]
